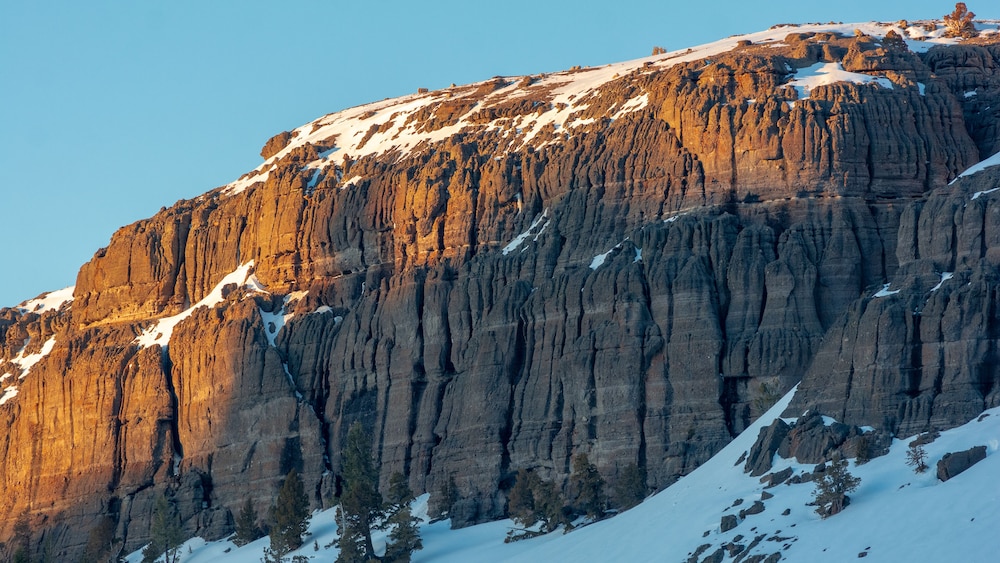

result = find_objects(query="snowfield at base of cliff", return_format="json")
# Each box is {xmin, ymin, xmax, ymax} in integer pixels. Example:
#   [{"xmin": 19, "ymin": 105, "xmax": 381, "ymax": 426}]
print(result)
[{"xmin": 127, "ymin": 387, "xmax": 1000, "ymax": 563}]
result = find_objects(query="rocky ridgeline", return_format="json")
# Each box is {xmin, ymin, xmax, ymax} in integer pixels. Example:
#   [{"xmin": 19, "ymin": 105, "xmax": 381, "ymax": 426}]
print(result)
[{"xmin": 1, "ymin": 22, "xmax": 999, "ymax": 560}]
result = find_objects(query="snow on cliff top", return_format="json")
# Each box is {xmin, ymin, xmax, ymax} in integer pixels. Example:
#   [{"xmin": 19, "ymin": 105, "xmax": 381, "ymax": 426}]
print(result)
[
  {"xmin": 223, "ymin": 19, "xmax": 1000, "ymax": 196},
  {"xmin": 14, "ymin": 286, "xmax": 74, "ymax": 314}
]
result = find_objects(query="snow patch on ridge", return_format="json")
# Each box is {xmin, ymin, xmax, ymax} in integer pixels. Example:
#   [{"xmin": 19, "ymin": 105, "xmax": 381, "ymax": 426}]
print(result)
[
  {"xmin": 954, "ymin": 150, "xmax": 1000, "ymax": 182},
  {"xmin": 16, "ymin": 286, "xmax": 74, "ymax": 314},
  {"xmin": 135, "ymin": 263, "xmax": 258, "ymax": 348},
  {"xmin": 787, "ymin": 62, "xmax": 893, "ymax": 99},
  {"xmin": 971, "ymin": 187, "xmax": 1000, "ymax": 200},
  {"xmin": 502, "ymin": 210, "xmax": 550, "ymax": 255},
  {"xmin": 873, "ymin": 283, "xmax": 901, "ymax": 298},
  {"xmin": 930, "ymin": 272, "xmax": 954, "ymax": 292},
  {"xmin": 0, "ymin": 335, "xmax": 57, "ymax": 406}
]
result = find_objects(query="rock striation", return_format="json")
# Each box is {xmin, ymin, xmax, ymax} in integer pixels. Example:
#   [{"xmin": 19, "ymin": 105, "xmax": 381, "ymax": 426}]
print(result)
[{"xmin": 2, "ymin": 19, "xmax": 1000, "ymax": 560}]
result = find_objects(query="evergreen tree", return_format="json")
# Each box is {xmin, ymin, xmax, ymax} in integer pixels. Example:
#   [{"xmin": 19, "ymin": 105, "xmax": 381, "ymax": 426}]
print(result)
[
  {"xmin": 505, "ymin": 469, "xmax": 568, "ymax": 541},
  {"xmin": 336, "ymin": 422, "xmax": 383, "ymax": 563},
  {"xmin": 906, "ymin": 443, "xmax": 929, "ymax": 473},
  {"xmin": 429, "ymin": 475, "xmax": 458, "ymax": 520},
  {"xmin": 812, "ymin": 456, "xmax": 861, "ymax": 518},
  {"xmin": 531, "ymin": 478, "xmax": 568, "ymax": 533},
  {"xmin": 612, "ymin": 463, "xmax": 647, "ymax": 510},
  {"xmin": 382, "ymin": 473, "xmax": 422, "ymax": 563},
  {"xmin": 333, "ymin": 506, "xmax": 365, "ymax": 562},
  {"xmin": 11, "ymin": 511, "xmax": 31, "ymax": 563},
  {"xmin": 142, "ymin": 494, "xmax": 184, "ymax": 563},
  {"xmin": 507, "ymin": 469, "xmax": 539, "ymax": 527},
  {"xmin": 80, "ymin": 515, "xmax": 117, "ymax": 563},
  {"xmin": 568, "ymin": 453, "xmax": 606, "ymax": 519},
  {"xmin": 233, "ymin": 498, "xmax": 264, "ymax": 547},
  {"xmin": 854, "ymin": 434, "xmax": 871, "ymax": 464},
  {"xmin": 265, "ymin": 470, "xmax": 311, "ymax": 562}
]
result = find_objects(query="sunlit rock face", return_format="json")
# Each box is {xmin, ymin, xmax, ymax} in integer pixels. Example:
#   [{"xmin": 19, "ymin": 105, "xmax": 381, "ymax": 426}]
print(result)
[{"xmin": 2, "ymin": 20, "xmax": 1000, "ymax": 560}]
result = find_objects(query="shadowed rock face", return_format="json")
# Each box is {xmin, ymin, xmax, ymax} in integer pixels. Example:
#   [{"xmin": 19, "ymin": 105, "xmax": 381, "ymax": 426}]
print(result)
[{"xmin": 1, "ymin": 25, "xmax": 999, "ymax": 559}]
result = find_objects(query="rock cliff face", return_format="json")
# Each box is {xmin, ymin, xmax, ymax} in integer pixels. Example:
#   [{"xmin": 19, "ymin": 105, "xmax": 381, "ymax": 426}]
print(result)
[{"xmin": 2, "ymin": 20, "xmax": 1000, "ymax": 560}]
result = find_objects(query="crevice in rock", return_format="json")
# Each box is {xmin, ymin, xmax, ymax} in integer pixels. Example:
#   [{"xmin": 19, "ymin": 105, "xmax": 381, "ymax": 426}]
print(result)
[
  {"xmin": 161, "ymin": 349, "xmax": 184, "ymax": 477},
  {"xmin": 906, "ymin": 313, "xmax": 923, "ymax": 399}
]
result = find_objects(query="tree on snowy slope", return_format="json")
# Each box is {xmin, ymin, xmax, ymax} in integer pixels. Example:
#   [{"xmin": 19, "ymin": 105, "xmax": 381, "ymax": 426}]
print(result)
[
  {"xmin": 263, "ymin": 470, "xmax": 311, "ymax": 562},
  {"xmin": 335, "ymin": 423, "xmax": 422, "ymax": 562},
  {"xmin": 233, "ymin": 498, "xmax": 264, "ymax": 547},
  {"xmin": 812, "ymin": 455, "xmax": 861, "ymax": 518},
  {"xmin": 568, "ymin": 454, "xmax": 607, "ymax": 519},
  {"xmin": 142, "ymin": 494, "xmax": 184, "ymax": 563},
  {"xmin": 505, "ymin": 469, "xmax": 569, "ymax": 542},
  {"xmin": 336, "ymin": 422, "xmax": 383, "ymax": 562},
  {"xmin": 382, "ymin": 473, "xmax": 423, "ymax": 563}
]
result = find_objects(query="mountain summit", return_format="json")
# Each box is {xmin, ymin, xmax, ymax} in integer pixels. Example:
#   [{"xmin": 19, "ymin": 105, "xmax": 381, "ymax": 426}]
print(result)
[{"xmin": 2, "ymin": 14, "xmax": 1000, "ymax": 561}]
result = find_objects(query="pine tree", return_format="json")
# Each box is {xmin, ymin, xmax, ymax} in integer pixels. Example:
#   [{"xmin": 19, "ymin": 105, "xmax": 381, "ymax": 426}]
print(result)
[
  {"xmin": 233, "ymin": 498, "xmax": 264, "ymax": 547},
  {"xmin": 333, "ymin": 507, "xmax": 365, "ymax": 563},
  {"xmin": 429, "ymin": 475, "xmax": 458, "ymax": 520},
  {"xmin": 11, "ymin": 511, "xmax": 31, "ymax": 563},
  {"xmin": 507, "ymin": 469, "xmax": 539, "ymax": 527},
  {"xmin": 531, "ymin": 478, "xmax": 568, "ymax": 533},
  {"xmin": 80, "ymin": 515, "xmax": 117, "ymax": 563},
  {"xmin": 266, "ymin": 469, "xmax": 311, "ymax": 562},
  {"xmin": 568, "ymin": 453, "xmax": 606, "ymax": 519},
  {"xmin": 505, "ymin": 469, "xmax": 568, "ymax": 541},
  {"xmin": 812, "ymin": 456, "xmax": 861, "ymax": 518},
  {"xmin": 612, "ymin": 463, "xmax": 647, "ymax": 510},
  {"xmin": 142, "ymin": 494, "xmax": 184, "ymax": 563},
  {"xmin": 336, "ymin": 422, "xmax": 383, "ymax": 563},
  {"xmin": 382, "ymin": 473, "xmax": 422, "ymax": 563},
  {"xmin": 906, "ymin": 443, "xmax": 929, "ymax": 473}
]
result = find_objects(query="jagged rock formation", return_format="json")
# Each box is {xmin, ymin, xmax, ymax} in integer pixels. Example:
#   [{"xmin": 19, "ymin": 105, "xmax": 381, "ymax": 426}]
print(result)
[{"xmin": 2, "ymin": 19, "xmax": 1000, "ymax": 561}]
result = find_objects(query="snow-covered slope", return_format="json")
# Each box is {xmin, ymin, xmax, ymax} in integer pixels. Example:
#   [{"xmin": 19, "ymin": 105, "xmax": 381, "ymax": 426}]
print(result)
[{"xmin": 130, "ymin": 386, "xmax": 999, "ymax": 563}]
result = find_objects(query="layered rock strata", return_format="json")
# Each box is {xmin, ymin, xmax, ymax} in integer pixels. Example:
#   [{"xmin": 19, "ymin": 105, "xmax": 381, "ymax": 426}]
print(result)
[{"xmin": 2, "ymin": 22, "xmax": 999, "ymax": 560}]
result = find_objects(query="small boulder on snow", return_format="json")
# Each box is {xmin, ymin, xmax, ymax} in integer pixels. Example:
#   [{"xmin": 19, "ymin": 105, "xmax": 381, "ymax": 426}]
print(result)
[{"xmin": 936, "ymin": 445, "xmax": 987, "ymax": 482}]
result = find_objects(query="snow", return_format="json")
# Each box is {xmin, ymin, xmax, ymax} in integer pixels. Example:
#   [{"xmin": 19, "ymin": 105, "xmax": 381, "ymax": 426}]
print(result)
[
  {"xmin": 219, "ymin": 19, "xmax": 999, "ymax": 198},
  {"xmin": 16, "ymin": 286, "xmax": 74, "ymax": 314},
  {"xmin": 873, "ymin": 283, "xmax": 900, "ymax": 298},
  {"xmin": 502, "ymin": 210, "xmax": 549, "ymax": 255},
  {"xmin": 589, "ymin": 241, "xmax": 626, "ymax": 270},
  {"xmin": 125, "ymin": 382, "xmax": 1000, "ymax": 563},
  {"xmin": 964, "ymin": 90, "xmax": 978, "ymax": 98},
  {"xmin": 955, "ymin": 150, "xmax": 1000, "ymax": 182},
  {"xmin": 787, "ymin": 62, "xmax": 893, "ymax": 100},
  {"xmin": 0, "ymin": 386, "xmax": 18, "ymax": 406},
  {"xmin": 930, "ymin": 272, "xmax": 954, "ymax": 292},
  {"xmin": 259, "ymin": 299, "xmax": 294, "ymax": 347},
  {"xmin": 501, "ymin": 389, "xmax": 1000, "ymax": 563},
  {"xmin": 0, "ymin": 335, "xmax": 57, "ymax": 406},
  {"xmin": 135, "ymin": 263, "xmax": 257, "ymax": 348},
  {"xmin": 970, "ymin": 187, "xmax": 1000, "ymax": 200}
]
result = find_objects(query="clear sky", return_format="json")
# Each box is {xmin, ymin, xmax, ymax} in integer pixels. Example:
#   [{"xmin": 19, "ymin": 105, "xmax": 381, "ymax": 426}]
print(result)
[{"xmin": 0, "ymin": 1, "xmax": 989, "ymax": 307}]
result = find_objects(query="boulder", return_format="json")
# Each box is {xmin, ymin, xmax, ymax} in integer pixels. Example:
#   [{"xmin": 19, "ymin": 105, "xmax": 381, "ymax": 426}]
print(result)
[{"xmin": 937, "ymin": 446, "xmax": 987, "ymax": 482}]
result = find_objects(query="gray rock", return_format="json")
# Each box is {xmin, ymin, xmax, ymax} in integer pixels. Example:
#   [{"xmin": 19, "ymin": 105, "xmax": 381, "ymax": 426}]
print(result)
[{"xmin": 937, "ymin": 446, "xmax": 987, "ymax": 482}]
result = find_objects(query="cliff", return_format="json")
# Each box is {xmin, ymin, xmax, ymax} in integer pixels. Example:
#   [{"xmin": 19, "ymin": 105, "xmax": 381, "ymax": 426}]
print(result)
[{"xmin": 2, "ymin": 19, "xmax": 1000, "ymax": 560}]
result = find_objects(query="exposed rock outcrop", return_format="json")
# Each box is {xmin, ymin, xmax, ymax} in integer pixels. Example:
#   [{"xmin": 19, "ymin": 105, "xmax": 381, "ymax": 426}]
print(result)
[
  {"xmin": 937, "ymin": 445, "xmax": 987, "ymax": 481},
  {"xmin": 2, "ymin": 22, "xmax": 1000, "ymax": 560}
]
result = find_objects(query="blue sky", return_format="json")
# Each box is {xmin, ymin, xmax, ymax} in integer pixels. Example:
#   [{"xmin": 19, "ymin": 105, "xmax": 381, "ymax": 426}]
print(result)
[{"xmin": 0, "ymin": 1, "xmax": 988, "ymax": 306}]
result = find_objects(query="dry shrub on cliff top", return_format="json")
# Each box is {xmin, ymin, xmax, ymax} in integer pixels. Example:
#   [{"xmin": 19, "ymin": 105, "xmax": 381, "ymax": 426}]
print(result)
[{"xmin": 944, "ymin": 3, "xmax": 978, "ymax": 38}]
